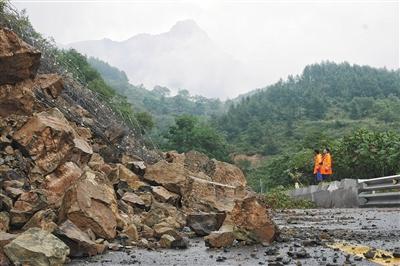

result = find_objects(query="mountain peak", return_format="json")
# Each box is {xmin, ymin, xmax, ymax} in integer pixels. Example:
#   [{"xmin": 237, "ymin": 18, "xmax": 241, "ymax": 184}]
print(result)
[{"xmin": 168, "ymin": 19, "xmax": 206, "ymax": 37}]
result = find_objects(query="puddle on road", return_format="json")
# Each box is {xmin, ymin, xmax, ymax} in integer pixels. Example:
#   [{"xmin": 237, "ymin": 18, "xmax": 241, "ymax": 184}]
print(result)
[{"xmin": 328, "ymin": 242, "xmax": 400, "ymax": 266}]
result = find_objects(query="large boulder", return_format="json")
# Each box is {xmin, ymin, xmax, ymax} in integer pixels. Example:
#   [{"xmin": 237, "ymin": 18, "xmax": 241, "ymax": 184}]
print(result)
[
  {"xmin": 4, "ymin": 228, "xmax": 70, "ymax": 266},
  {"xmin": 10, "ymin": 190, "xmax": 48, "ymax": 227},
  {"xmin": 144, "ymin": 161, "xmax": 187, "ymax": 194},
  {"xmin": 151, "ymin": 186, "xmax": 180, "ymax": 206},
  {"xmin": 186, "ymin": 212, "xmax": 226, "ymax": 236},
  {"xmin": 43, "ymin": 161, "xmax": 83, "ymax": 206},
  {"xmin": 204, "ymin": 224, "xmax": 236, "ymax": 248},
  {"xmin": 22, "ymin": 208, "xmax": 57, "ymax": 232},
  {"xmin": 12, "ymin": 108, "xmax": 92, "ymax": 175},
  {"xmin": 205, "ymin": 159, "xmax": 247, "ymax": 187},
  {"xmin": 55, "ymin": 220, "xmax": 98, "ymax": 257},
  {"xmin": 0, "ymin": 28, "xmax": 41, "ymax": 85},
  {"xmin": 230, "ymin": 196, "xmax": 278, "ymax": 244},
  {"xmin": 58, "ymin": 170, "xmax": 118, "ymax": 240}
]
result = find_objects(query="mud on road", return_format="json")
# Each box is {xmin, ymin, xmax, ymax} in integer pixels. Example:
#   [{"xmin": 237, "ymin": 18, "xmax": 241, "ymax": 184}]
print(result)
[{"xmin": 71, "ymin": 208, "xmax": 400, "ymax": 266}]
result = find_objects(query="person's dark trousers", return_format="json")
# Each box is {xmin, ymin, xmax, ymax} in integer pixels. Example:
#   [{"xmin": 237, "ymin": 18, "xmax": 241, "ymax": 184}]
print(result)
[{"xmin": 322, "ymin": 174, "xmax": 331, "ymax": 181}]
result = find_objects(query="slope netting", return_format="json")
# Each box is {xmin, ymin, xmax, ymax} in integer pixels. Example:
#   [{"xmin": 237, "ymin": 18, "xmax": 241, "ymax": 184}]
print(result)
[{"xmin": 0, "ymin": 1, "xmax": 161, "ymax": 162}]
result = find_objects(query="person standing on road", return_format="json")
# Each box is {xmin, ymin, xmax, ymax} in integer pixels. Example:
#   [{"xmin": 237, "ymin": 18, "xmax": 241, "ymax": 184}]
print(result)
[
  {"xmin": 313, "ymin": 149, "xmax": 323, "ymax": 183},
  {"xmin": 321, "ymin": 148, "xmax": 333, "ymax": 180}
]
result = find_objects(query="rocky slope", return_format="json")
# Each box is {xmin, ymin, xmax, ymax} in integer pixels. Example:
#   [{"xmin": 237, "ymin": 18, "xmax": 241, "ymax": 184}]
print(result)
[{"xmin": 0, "ymin": 28, "xmax": 277, "ymax": 265}]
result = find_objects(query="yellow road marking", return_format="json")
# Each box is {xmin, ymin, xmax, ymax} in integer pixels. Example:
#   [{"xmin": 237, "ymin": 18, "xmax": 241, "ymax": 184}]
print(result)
[{"xmin": 328, "ymin": 242, "xmax": 400, "ymax": 266}]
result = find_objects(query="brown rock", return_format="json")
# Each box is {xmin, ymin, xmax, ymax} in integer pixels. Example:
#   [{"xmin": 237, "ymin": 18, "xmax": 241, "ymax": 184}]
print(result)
[
  {"xmin": 122, "ymin": 224, "xmax": 139, "ymax": 242},
  {"xmin": 153, "ymin": 224, "xmax": 181, "ymax": 239},
  {"xmin": 10, "ymin": 190, "xmax": 48, "ymax": 227},
  {"xmin": 43, "ymin": 161, "xmax": 83, "ymax": 205},
  {"xmin": 0, "ymin": 232, "xmax": 17, "ymax": 247},
  {"xmin": 0, "ymin": 249, "xmax": 10, "ymax": 266},
  {"xmin": 151, "ymin": 186, "xmax": 180, "ymax": 206},
  {"xmin": 13, "ymin": 108, "xmax": 92, "ymax": 175},
  {"xmin": 0, "ymin": 79, "xmax": 38, "ymax": 117},
  {"xmin": 0, "ymin": 193, "xmax": 13, "ymax": 211},
  {"xmin": 159, "ymin": 234, "xmax": 175, "ymax": 248},
  {"xmin": 144, "ymin": 160, "xmax": 187, "ymax": 195},
  {"xmin": 55, "ymin": 220, "xmax": 98, "ymax": 257},
  {"xmin": 230, "ymin": 196, "xmax": 278, "ymax": 244},
  {"xmin": 59, "ymin": 170, "xmax": 118, "ymax": 240},
  {"xmin": 0, "ymin": 28, "xmax": 41, "ymax": 85},
  {"xmin": 205, "ymin": 159, "xmax": 247, "ymax": 187},
  {"xmin": 186, "ymin": 212, "xmax": 226, "ymax": 236},
  {"xmin": 0, "ymin": 212, "xmax": 10, "ymax": 232},
  {"xmin": 141, "ymin": 224, "xmax": 154, "ymax": 238},
  {"xmin": 142, "ymin": 201, "xmax": 185, "ymax": 229},
  {"xmin": 122, "ymin": 192, "xmax": 146, "ymax": 208},
  {"xmin": 34, "ymin": 73, "xmax": 64, "ymax": 98},
  {"xmin": 204, "ymin": 225, "xmax": 236, "ymax": 248},
  {"xmin": 183, "ymin": 150, "xmax": 210, "ymax": 173},
  {"xmin": 22, "ymin": 208, "xmax": 57, "ymax": 232}
]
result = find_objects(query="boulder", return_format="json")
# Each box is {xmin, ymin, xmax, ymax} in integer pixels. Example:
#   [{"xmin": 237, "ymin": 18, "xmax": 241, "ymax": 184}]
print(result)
[
  {"xmin": 186, "ymin": 212, "xmax": 226, "ymax": 236},
  {"xmin": 22, "ymin": 208, "xmax": 57, "ymax": 232},
  {"xmin": 55, "ymin": 220, "xmax": 98, "ymax": 257},
  {"xmin": 0, "ymin": 28, "xmax": 41, "ymax": 85},
  {"xmin": 43, "ymin": 161, "xmax": 83, "ymax": 205},
  {"xmin": 122, "ymin": 223, "xmax": 139, "ymax": 242},
  {"xmin": 183, "ymin": 150, "xmax": 210, "ymax": 173},
  {"xmin": 58, "ymin": 170, "xmax": 118, "ymax": 240},
  {"xmin": 0, "ymin": 212, "xmax": 10, "ymax": 231},
  {"xmin": 182, "ymin": 176, "xmax": 244, "ymax": 212},
  {"xmin": 0, "ymin": 232, "xmax": 17, "ymax": 247},
  {"xmin": 4, "ymin": 228, "xmax": 69, "ymax": 266},
  {"xmin": 204, "ymin": 225, "xmax": 236, "ymax": 248},
  {"xmin": 13, "ymin": 108, "xmax": 92, "ymax": 175},
  {"xmin": 34, "ymin": 74, "xmax": 64, "ymax": 98},
  {"xmin": 230, "ymin": 196, "xmax": 278, "ymax": 244},
  {"xmin": 205, "ymin": 159, "xmax": 247, "ymax": 187},
  {"xmin": 122, "ymin": 192, "xmax": 146, "ymax": 208},
  {"xmin": 144, "ymin": 160, "xmax": 187, "ymax": 194},
  {"xmin": 151, "ymin": 186, "xmax": 180, "ymax": 206},
  {"xmin": 142, "ymin": 201, "xmax": 185, "ymax": 229},
  {"xmin": 159, "ymin": 234, "xmax": 175, "ymax": 248},
  {"xmin": 0, "ymin": 193, "xmax": 13, "ymax": 211},
  {"xmin": 10, "ymin": 190, "xmax": 48, "ymax": 227}
]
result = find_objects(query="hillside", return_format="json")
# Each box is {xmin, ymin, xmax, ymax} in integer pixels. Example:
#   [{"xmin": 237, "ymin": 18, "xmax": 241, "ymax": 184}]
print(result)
[
  {"xmin": 216, "ymin": 62, "xmax": 400, "ymax": 155},
  {"xmin": 69, "ymin": 20, "xmax": 250, "ymax": 98}
]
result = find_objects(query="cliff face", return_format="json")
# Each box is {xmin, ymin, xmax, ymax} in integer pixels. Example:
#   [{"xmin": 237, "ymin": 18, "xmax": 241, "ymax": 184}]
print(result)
[{"xmin": 0, "ymin": 28, "xmax": 277, "ymax": 265}]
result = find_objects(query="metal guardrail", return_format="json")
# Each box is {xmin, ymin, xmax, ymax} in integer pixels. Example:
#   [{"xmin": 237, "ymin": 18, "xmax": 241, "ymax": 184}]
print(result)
[{"xmin": 358, "ymin": 174, "xmax": 400, "ymax": 207}]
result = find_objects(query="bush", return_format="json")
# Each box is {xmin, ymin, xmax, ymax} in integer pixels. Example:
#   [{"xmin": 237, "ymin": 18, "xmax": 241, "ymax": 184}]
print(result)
[{"xmin": 265, "ymin": 186, "xmax": 315, "ymax": 209}]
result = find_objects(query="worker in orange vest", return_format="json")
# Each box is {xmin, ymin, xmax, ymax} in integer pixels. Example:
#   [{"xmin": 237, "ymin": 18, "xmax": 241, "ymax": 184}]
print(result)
[
  {"xmin": 313, "ymin": 149, "xmax": 323, "ymax": 182},
  {"xmin": 321, "ymin": 148, "xmax": 333, "ymax": 180}
]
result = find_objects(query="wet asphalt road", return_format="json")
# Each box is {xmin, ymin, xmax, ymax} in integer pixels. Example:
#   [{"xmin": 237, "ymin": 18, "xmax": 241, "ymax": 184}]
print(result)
[{"xmin": 70, "ymin": 208, "xmax": 400, "ymax": 266}]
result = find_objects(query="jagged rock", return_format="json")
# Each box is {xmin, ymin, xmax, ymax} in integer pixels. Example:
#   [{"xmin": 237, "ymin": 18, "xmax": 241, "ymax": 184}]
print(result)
[
  {"xmin": 153, "ymin": 223, "xmax": 181, "ymax": 239},
  {"xmin": 59, "ymin": 170, "xmax": 118, "ymax": 240},
  {"xmin": 43, "ymin": 161, "xmax": 83, "ymax": 206},
  {"xmin": 230, "ymin": 196, "xmax": 278, "ymax": 244},
  {"xmin": 13, "ymin": 108, "xmax": 93, "ymax": 175},
  {"xmin": 186, "ymin": 212, "xmax": 226, "ymax": 236},
  {"xmin": 182, "ymin": 176, "xmax": 244, "ymax": 212},
  {"xmin": 122, "ymin": 223, "xmax": 139, "ymax": 242},
  {"xmin": 0, "ymin": 250, "xmax": 10, "ymax": 266},
  {"xmin": 142, "ymin": 201, "xmax": 185, "ymax": 229},
  {"xmin": 0, "ymin": 232, "xmax": 17, "ymax": 247},
  {"xmin": 141, "ymin": 224, "xmax": 154, "ymax": 238},
  {"xmin": 0, "ymin": 193, "xmax": 13, "ymax": 211},
  {"xmin": 205, "ymin": 159, "xmax": 247, "ymax": 187},
  {"xmin": 0, "ymin": 79, "xmax": 40, "ymax": 117},
  {"xmin": 122, "ymin": 192, "xmax": 146, "ymax": 208},
  {"xmin": 151, "ymin": 186, "xmax": 180, "ymax": 206},
  {"xmin": 0, "ymin": 212, "xmax": 10, "ymax": 232},
  {"xmin": 204, "ymin": 225, "xmax": 236, "ymax": 248},
  {"xmin": 144, "ymin": 160, "xmax": 187, "ymax": 194},
  {"xmin": 10, "ymin": 190, "xmax": 48, "ymax": 227},
  {"xmin": 22, "ymin": 208, "xmax": 57, "ymax": 232},
  {"xmin": 183, "ymin": 150, "xmax": 210, "ymax": 173},
  {"xmin": 4, "ymin": 185, "xmax": 24, "ymax": 199},
  {"xmin": 4, "ymin": 228, "xmax": 70, "ymax": 266},
  {"xmin": 171, "ymin": 236, "xmax": 189, "ymax": 249},
  {"xmin": 34, "ymin": 74, "xmax": 64, "ymax": 98},
  {"xmin": 113, "ymin": 164, "xmax": 149, "ymax": 191},
  {"xmin": 159, "ymin": 234, "xmax": 175, "ymax": 248},
  {"xmin": 0, "ymin": 28, "xmax": 41, "ymax": 85},
  {"xmin": 55, "ymin": 220, "xmax": 98, "ymax": 257}
]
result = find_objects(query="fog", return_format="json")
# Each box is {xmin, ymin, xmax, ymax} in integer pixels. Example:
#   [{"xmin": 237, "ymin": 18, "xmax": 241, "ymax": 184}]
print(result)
[{"xmin": 14, "ymin": 0, "xmax": 399, "ymax": 99}]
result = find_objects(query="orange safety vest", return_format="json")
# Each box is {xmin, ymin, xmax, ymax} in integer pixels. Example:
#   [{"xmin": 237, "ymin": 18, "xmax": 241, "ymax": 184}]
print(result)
[
  {"xmin": 321, "ymin": 153, "xmax": 333, "ymax": 175},
  {"xmin": 313, "ymin": 153, "xmax": 322, "ymax": 174}
]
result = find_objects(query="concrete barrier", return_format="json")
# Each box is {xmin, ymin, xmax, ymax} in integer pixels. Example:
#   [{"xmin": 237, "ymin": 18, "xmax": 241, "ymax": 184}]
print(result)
[{"xmin": 288, "ymin": 179, "xmax": 360, "ymax": 208}]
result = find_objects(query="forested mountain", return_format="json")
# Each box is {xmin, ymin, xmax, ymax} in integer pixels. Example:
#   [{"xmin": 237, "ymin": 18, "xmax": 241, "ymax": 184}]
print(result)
[{"xmin": 216, "ymin": 62, "xmax": 400, "ymax": 155}]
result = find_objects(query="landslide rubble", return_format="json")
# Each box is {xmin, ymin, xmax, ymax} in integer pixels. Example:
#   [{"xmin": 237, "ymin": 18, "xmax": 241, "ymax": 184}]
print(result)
[{"xmin": 0, "ymin": 28, "xmax": 278, "ymax": 265}]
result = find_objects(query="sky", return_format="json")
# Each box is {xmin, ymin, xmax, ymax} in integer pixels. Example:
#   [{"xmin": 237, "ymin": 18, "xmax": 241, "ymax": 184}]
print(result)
[{"xmin": 12, "ymin": 0, "xmax": 400, "ymax": 99}]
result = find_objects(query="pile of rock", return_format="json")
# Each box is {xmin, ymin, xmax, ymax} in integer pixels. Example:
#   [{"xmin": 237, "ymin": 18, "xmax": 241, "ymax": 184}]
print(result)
[{"xmin": 0, "ymin": 28, "xmax": 278, "ymax": 265}]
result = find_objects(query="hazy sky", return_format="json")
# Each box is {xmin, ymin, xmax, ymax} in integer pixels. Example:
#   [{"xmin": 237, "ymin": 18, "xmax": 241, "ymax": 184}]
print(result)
[{"xmin": 13, "ymin": 0, "xmax": 400, "ymax": 98}]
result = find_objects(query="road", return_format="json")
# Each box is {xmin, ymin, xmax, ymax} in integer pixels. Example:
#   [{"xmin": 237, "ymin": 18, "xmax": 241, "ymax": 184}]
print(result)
[{"xmin": 70, "ymin": 208, "xmax": 400, "ymax": 266}]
